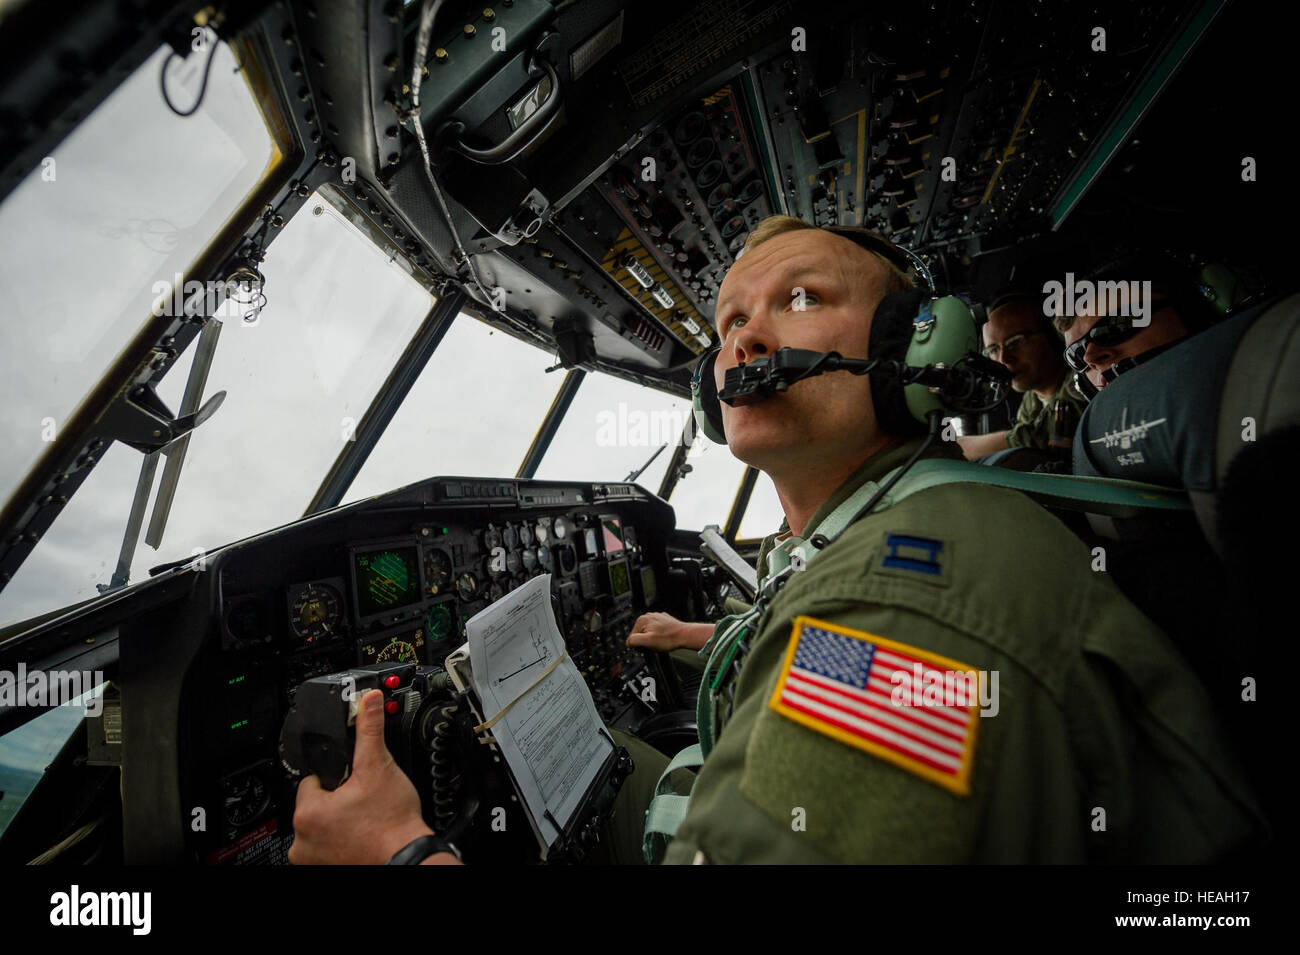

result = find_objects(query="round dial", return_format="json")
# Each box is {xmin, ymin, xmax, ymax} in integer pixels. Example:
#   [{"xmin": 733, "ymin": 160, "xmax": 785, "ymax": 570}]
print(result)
[
  {"xmin": 535, "ymin": 519, "xmax": 551, "ymax": 544},
  {"xmin": 378, "ymin": 640, "xmax": 419, "ymax": 664},
  {"xmin": 424, "ymin": 548, "xmax": 452, "ymax": 595},
  {"xmin": 290, "ymin": 584, "xmax": 341, "ymax": 644},
  {"xmin": 506, "ymin": 550, "xmax": 522, "ymax": 575},
  {"xmin": 489, "ymin": 581, "xmax": 506, "ymax": 602},
  {"xmin": 484, "ymin": 525, "xmax": 502, "ymax": 550},
  {"xmin": 538, "ymin": 546, "xmax": 554, "ymax": 570},
  {"xmin": 521, "ymin": 548, "xmax": 538, "ymax": 571},
  {"xmin": 520, "ymin": 524, "xmax": 534, "ymax": 547},
  {"xmin": 553, "ymin": 516, "xmax": 573, "ymax": 540},
  {"xmin": 503, "ymin": 524, "xmax": 519, "ymax": 550},
  {"xmin": 456, "ymin": 572, "xmax": 479, "ymax": 602},
  {"xmin": 425, "ymin": 603, "xmax": 453, "ymax": 642},
  {"xmin": 223, "ymin": 771, "xmax": 269, "ymax": 827}
]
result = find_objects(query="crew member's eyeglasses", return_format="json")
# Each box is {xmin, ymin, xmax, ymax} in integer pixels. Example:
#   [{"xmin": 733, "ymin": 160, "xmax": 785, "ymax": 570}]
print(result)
[{"xmin": 981, "ymin": 330, "xmax": 1042, "ymax": 361}]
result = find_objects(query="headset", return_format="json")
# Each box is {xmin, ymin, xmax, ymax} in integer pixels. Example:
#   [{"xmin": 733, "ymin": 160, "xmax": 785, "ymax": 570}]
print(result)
[{"xmin": 690, "ymin": 226, "xmax": 1002, "ymax": 443}]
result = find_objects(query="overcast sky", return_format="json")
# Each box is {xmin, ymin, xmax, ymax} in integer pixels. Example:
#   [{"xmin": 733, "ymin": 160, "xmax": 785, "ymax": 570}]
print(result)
[{"xmin": 0, "ymin": 37, "xmax": 784, "ymax": 804}]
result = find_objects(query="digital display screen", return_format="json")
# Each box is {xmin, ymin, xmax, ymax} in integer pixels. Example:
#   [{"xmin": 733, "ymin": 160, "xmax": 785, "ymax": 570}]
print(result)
[
  {"xmin": 354, "ymin": 546, "xmax": 421, "ymax": 619},
  {"xmin": 609, "ymin": 559, "xmax": 630, "ymax": 598},
  {"xmin": 601, "ymin": 516, "xmax": 624, "ymax": 556}
]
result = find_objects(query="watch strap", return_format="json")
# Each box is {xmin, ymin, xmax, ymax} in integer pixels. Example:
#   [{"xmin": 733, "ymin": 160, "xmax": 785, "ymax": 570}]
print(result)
[{"xmin": 386, "ymin": 833, "xmax": 460, "ymax": 865}]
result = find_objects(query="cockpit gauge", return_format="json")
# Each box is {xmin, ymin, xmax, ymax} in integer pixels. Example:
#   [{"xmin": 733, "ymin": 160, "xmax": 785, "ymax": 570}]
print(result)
[
  {"xmin": 557, "ymin": 543, "xmax": 577, "ymax": 574},
  {"xmin": 425, "ymin": 602, "xmax": 454, "ymax": 642},
  {"xmin": 521, "ymin": 548, "xmax": 538, "ymax": 571},
  {"xmin": 424, "ymin": 548, "xmax": 452, "ymax": 595},
  {"xmin": 503, "ymin": 524, "xmax": 519, "ymax": 550},
  {"xmin": 553, "ymin": 516, "xmax": 574, "ymax": 540},
  {"xmin": 487, "ymin": 546, "xmax": 508, "ymax": 576},
  {"xmin": 359, "ymin": 627, "xmax": 427, "ymax": 665},
  {"xmin": 456, "ymin": 571, "xmax": 480, "ymax": 602},
  {"xmin": 536, "ymin": 518, "xmax": 551, "ymax": 544},
  {"xmin": 489, "ymin": 580, "xmax": 506, "ymax": 602},
  {"xmin": 520, "ymin": 524, "xmax": 534, "ymax": 547},
  {"xmin": 377, "ymin": 640, "xmax": 420, "ymax": 664},
  {"xmin": 538, "ymin": 546, "xmax": 554, "ymax": 571},
  {"xmin": 506, "ymin": 550, "xmax": 522, "ymax": 575},
  {"xmin": 222, "ymin": 769, "xmax": 270, "ymax": 827},
  {"xmin": 288, "ymin": 582, "xmax": 343, "ymax": 645},
  {"xmin": 484, "ymin": 525, "xmax": 503, "ymax": 550}
]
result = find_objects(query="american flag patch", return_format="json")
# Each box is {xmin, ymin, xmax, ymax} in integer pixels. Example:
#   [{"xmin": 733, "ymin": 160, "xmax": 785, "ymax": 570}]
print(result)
[{"xmin": 768, "ymin": 616, "xmax": 981, "ymax": 795}]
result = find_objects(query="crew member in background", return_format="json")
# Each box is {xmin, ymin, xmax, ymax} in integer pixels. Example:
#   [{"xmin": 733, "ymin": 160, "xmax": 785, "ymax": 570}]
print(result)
[
  {"xmin": 1055, "ymin": 255, "xmax": 1200, "ymax": 394},
  {"xmin": 957, "ymin": 291, "xmax": 1087, "ymax": 460}
]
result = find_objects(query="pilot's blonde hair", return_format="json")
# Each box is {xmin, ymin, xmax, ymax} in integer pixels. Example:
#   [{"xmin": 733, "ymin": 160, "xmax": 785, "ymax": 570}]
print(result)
[{"xmin": 738, "ymin": 215, "xmax": 914, "ymax": 298}]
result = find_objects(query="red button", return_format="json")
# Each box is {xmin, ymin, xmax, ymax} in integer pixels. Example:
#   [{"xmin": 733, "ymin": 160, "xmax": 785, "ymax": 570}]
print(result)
[
  {"xmin": 384, "ymin": 675, "xmax": 401, "ymax": 689},
  {"xmin": 384, "ymin": 700, "xmax": 399, "ymax": 715}
]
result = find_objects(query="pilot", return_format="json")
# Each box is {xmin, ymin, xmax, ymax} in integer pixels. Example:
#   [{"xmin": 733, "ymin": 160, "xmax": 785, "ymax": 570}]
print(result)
[
  {"xmin": 289, "ymin": 216, "xmax": 1264, "ymax": 865},
  {"xmin": 1055, "ymin": 255, "xmax": 1199, "ymax": 394},
  {"xmin": 956, "ymin": 292, "xmax": 1087, "ymax": 460}
]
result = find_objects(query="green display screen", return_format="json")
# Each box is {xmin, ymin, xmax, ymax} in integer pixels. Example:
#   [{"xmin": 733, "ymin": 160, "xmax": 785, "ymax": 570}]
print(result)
[
  {"xmin": 354, "ymin": 546, "xmax": 420, "ymax": 618},
  {"xmin": 609, "ymin": 559, "xmax": 630, "ymax": 598}
]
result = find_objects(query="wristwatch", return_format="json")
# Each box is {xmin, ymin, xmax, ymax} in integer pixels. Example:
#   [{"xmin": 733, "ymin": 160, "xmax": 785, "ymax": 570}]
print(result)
[{"xmin": 386, "ymin": 833, "xmax": 462, "ymax": 865}]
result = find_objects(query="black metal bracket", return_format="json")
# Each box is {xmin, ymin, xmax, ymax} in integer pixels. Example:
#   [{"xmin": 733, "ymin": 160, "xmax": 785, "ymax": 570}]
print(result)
[{"xmin": 98, "ymin": 382, "xmax": 226, "ymax": 456}]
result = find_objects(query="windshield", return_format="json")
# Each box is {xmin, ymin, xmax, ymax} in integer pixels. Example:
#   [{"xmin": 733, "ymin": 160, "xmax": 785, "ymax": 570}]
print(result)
[
  {"xmin": 533, "ymin": 372, "xmax": 692, "ymax": 490},
  {"xmin": 0, "ymin": 190, "xmax": 434, "ymax": 628},
  {"xmin": 665, "ymin": 434, "xmax": 750, "ymax": 533},
  {"xmin": 737, "ymin": 469, "xmax": 785, "ymax": 540},
  {"xmin": 343, "ymin": 317, "xmax": 564, "ymax": 503},
  {"xmin": 0, "ymin": 38, "xmax": 278, "ymax": 513}
]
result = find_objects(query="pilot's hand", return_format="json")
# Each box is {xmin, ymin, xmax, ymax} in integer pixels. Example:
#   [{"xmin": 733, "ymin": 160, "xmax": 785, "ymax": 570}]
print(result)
[
  {"xmin": 628, "ymin": 612, "xmax": 712, "ymax": 652},
  {"xmin": 289, "ymin": 689, "xmax": 451, "ymax": 865}
]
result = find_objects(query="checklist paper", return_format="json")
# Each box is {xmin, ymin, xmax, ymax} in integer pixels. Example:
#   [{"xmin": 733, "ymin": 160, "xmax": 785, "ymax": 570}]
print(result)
[{"xmin": 445, "ymin": 574, "xmax": 613, "ymax": 853}]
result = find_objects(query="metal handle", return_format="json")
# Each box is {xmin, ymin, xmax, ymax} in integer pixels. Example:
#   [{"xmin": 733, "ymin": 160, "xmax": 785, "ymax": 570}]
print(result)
[{"xmin": 441, "ymin": 56, "xmax": 561, "ymax": 165}]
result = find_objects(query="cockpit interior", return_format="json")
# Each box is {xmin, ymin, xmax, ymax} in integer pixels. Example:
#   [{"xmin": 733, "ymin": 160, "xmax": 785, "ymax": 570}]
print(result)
[{"xmin": 0, "ymin": 0, "xmax": 1290, "ymax": 868}]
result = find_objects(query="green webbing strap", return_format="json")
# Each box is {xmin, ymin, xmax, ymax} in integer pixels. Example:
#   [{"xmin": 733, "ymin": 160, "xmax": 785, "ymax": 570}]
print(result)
[
  {"xmin": 642, "ymin": 743, "xmax": 705, "ymax": 863},
  {"xmin": 896, "ymin": 458, "xmax": 1192, "ymax": 512}
]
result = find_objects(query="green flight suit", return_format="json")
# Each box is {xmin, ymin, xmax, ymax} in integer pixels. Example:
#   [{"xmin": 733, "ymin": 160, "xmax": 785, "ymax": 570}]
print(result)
[
  {"xmin": 661, "ymin": 438, "xmax": 1264, "ymax": 863},
  {"xmin": 1005, "ymin": 373, "xmax": 1088, "ymax": 449}
]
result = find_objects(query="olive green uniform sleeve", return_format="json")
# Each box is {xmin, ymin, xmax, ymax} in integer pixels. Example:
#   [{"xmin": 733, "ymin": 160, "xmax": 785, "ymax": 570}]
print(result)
[
  {"xmin": 1006, "ymin": 375, "xmax": 1090, "ymax": 449},
  {"xmin": 663, "ymin": 483, "xmax": 1264, "ymax": 864},
  {"xmin": 1004, "ymin": 389, "xmax": 1048, "ymax": 449}
]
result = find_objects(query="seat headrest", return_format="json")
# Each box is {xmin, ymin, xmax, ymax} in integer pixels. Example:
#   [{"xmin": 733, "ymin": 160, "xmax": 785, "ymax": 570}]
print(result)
[{"xmin": 1072, "ymin": 301, "xmax": 1278, "ymax": 491}]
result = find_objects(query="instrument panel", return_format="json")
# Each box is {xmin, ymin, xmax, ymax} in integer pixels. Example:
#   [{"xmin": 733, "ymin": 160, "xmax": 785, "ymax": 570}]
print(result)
[
  {"xmin": 270, "ymin": 512, "xmax": 656, "ymax": 690},
  {"xmin": 164, "ymin": 476, "xmax": 680, "ymax": 864}
]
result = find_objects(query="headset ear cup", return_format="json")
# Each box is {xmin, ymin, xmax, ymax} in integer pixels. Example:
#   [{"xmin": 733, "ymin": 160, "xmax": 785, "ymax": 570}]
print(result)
[
  {"xmin": 869, "ymin": 289, "xmax": 930, "ymax": 436},
  {"xmin": 691, "ymin": 349, "xmax": 727, "ymax": 443}
]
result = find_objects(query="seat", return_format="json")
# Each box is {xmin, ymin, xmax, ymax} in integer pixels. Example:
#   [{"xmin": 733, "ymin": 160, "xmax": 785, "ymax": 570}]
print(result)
[
  {"xmin": 1069, "ymin": 293, "xmax": 1299, "ymax": 830},
  {"xmin": 1073, "ymin": 292, "xmax": 1300, "ymax": 555}
]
